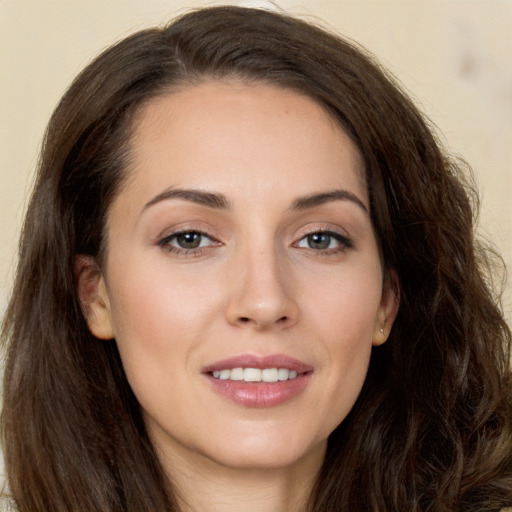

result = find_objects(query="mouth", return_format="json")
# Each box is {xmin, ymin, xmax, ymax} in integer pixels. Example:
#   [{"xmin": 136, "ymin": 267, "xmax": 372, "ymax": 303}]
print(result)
[
  {"xmin": 202, "ymin": 354, "xmax": 313, "ymax": 408},
  {"xmin": 210, "ymin": 367, "xmax": 300, "ymax": 382}
]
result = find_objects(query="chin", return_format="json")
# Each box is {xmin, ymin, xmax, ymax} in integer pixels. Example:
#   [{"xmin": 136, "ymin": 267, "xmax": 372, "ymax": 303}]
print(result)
[{"xmin": 201, "ymin": 431, "xmax": 328, "ymax": 471}]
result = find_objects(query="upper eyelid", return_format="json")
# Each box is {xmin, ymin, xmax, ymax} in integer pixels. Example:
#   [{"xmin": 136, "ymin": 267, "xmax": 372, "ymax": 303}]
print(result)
[
  {"xmin": 157, "ymin": 231, "xmax": 220, "ymax": 257},
  {"xmin": 157, "ymin": 225, "xmax": 221, "ymax": 242},
  {"xmin": 158, "ymin": 229, "xmax": 218, "ymax": 245},
  {"xmin": 293, "ymin": 225, "xmax": 355, "ymax": 250},
  {"xmin": 155, "ymin": 223, "xmax": 354, "ymax": 246},
  {"xmin": 295, "ymin": 231, "xmax": 352, "ymax": 245},
  {"xmin": 294, "ymin": 224, "xmax": 351, "ymax": 239}
]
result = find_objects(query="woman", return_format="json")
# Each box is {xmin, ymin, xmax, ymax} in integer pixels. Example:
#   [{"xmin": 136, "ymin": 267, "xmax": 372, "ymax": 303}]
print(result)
[{"xmin": 1, "ymin": 5, "xmax": 511, "ymax": 512}]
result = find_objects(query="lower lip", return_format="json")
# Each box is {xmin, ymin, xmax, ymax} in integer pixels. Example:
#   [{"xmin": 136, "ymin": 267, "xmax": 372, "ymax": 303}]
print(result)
[{"xmin": 205, "ymin": 373, "xmax": 312, "ymax": 408}]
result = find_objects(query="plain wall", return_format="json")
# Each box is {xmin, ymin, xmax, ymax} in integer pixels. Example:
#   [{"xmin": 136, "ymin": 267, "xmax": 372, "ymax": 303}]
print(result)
[{"xmin": 1, "ymin": 0, "xmax": 511, "ymax": 323}]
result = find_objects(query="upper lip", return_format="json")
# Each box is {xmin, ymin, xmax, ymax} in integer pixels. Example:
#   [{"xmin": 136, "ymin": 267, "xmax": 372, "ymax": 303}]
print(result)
[{"xmin": 202, "ymin": 354, "xmax": 313, "ymax": 374}]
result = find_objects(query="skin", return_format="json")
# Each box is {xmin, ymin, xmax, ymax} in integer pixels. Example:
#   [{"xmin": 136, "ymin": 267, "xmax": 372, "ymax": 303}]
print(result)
[{"xmin": 80, "ymin": 81, "xmax": 398, "ymax": 512}]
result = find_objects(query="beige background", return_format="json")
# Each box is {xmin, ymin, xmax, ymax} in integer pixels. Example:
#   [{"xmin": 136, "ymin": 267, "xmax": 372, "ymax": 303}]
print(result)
[
  {"xmin": 0, "ymin": 0, "xmax": 511, "ymax": 326},
  {"xmin": 0, "ymin": 0, "xmax": 511, "ymax": 491}
]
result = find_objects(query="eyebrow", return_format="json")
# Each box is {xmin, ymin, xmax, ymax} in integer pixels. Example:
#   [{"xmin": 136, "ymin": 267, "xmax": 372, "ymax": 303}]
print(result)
[
  {"xmin": 142, "ymin": 187, "xmax": 368, "ymax": 215},
  {"xmin": 143, "ymin": 188, "xmax": 231, "ymax": 212},
  {"xmin": 290, "ymin": 190, "xmax": 368, "ymax": 213}
]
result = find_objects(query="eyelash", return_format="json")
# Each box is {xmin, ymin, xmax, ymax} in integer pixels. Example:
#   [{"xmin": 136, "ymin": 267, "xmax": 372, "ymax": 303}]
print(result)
[
  {"xmin": 157, "ymin": 228, "xmax": 353, "ymax": 256},
  {"xmin": 294, "ymin": 229, "xmax": 354, "ymax": 254},
  {"xmin": 157, "ymin": 229, "xmax": 220, "ymax": 256}
]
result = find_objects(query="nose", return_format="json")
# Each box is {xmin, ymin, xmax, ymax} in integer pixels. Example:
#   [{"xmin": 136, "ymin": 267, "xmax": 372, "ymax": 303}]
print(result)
[{"xmin": 225, "ymin": 244, "xmax": 299, "ymax": 331}]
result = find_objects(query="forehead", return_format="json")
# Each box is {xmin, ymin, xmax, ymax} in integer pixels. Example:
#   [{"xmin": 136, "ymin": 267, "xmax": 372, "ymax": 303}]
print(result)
[{"xmin": 121, "ymin": 80, "xmax": 366, "ymax": 205}]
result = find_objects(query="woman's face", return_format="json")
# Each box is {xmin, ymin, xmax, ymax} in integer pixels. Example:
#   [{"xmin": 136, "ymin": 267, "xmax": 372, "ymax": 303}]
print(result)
[{"xmin": 84, "ymin": 81, "xmax": 397, "ymax": 472}]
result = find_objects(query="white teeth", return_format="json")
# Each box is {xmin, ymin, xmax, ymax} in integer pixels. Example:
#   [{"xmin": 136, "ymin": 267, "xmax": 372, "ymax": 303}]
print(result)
[
  {"xmin": 243, "ymin": 368, "xmax": 261, "ymax": 382},
  {"xmin": 277, "ymin": 368, "xmax": 289, "ymax": 381},
  {"xmin": 230, "ymin": 367, "xmax": 244, "ymax": 381},
  {"xmin": 262, "ymin": 368, "xmax": 278, "ymax": 382},
  {"xmin": 211, "ymin": 367, "xmax": 300, "ymax": 382}
]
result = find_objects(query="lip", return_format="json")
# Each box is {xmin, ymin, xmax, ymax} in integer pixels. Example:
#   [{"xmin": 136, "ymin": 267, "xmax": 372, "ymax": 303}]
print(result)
[
  {"xmin": 202, "ymin": 354, "xmax": 313, "ymax": 374},
  {"xmin": 203, "ymin": 354, "xmax": 313, "ymax": 408}
]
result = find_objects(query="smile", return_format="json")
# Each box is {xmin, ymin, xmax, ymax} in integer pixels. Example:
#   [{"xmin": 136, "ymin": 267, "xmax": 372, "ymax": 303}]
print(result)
[
  {"xmin": 203, "ymin": 354, "xmax": 313, "ymax": 407},
  {"xmin": 211, "ymin": 367, "xmax": 299, "ymax": 382}
]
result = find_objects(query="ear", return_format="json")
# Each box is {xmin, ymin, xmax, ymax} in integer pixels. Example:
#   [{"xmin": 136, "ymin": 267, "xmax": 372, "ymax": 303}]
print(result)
[
  {"xmin": 372, "ymin": 269, "xmax": 400, "ymax": 346},
  {"xmin": 75, "ymin": 255, "xmax": 115, "ymax": 340}
]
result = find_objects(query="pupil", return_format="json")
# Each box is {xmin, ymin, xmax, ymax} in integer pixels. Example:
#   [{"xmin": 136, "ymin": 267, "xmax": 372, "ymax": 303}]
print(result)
[
  {"xmin": 308, "ymin": 233, "xmax": 330, "ymax": 249},
  {"xmin": 177, "ymin": 232, "xmax": 201, "ymax": 249}
]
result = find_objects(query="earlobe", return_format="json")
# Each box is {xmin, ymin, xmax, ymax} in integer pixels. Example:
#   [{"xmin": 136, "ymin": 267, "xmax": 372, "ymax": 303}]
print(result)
[
  {"xmin": 372, "ymin": 270, "xmax": 400, "ymax": 346},
  {"xmin": 75, "ymin": 255, "xmax": 115, "ymax": 340}
]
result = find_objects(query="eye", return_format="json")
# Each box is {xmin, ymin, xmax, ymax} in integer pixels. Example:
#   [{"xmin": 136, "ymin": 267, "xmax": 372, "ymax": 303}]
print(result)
[
  {"xmin": 295, "ymin": 231, "xmax": 353, "ymax": 251},
  {"xmin": 158, "ymin": 230, "xmax": 217, "ymax": 252}
]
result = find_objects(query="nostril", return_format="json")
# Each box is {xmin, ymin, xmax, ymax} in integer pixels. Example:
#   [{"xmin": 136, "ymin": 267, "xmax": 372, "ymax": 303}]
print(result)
[{"xmin": 237, "ymin": 315, "xmax": 290, "ymax": 326}]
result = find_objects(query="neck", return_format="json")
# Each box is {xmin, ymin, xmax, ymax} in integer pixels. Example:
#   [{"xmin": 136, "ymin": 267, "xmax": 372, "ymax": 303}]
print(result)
[{"xmin": 158, "ymin": 442, "xmax": 325, "ymax": 512}]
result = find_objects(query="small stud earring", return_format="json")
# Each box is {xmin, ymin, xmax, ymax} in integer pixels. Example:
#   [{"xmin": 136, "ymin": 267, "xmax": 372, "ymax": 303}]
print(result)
[{"xmin": 380, "ymin": 328, "xmax": 384, "ymax": 334}]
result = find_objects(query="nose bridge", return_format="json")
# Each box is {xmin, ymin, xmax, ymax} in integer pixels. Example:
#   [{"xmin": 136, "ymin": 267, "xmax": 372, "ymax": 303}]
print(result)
[{"xmin": 225, "ymin": 230, "xmax": 298, "ymax": 330}]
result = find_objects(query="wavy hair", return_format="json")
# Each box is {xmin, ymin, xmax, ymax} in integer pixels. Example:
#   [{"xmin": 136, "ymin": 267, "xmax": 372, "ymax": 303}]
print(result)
[{"xmin": 2, "ymin": 6, "xmax": 511, "ymax": 511}]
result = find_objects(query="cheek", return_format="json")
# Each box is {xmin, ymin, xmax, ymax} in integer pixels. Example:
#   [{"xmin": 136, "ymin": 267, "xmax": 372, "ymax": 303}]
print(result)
[
  {"xmin": 104, "ymin": 263, "xmax": 220, "ymax": 428},
  {"xmin": 105, "ymin": 258, "xmax": 222, "ymax": 380},
  {"xmin": 110, "ymin": 255, "xmax": 217, "ymax": 330},
  {"xmin": 301, "ymin": 262, "xmax": 382, "ymax": 424},
  {"xmin": 306, "ymin": 259, "xmax": 382, "ymax": 349}
]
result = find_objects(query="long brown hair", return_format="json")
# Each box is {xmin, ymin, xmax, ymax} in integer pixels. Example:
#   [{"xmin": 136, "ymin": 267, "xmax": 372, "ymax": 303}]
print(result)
[{"xmin": 2, "ymin": 6, "xmax": 511, "ymax": 511}]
